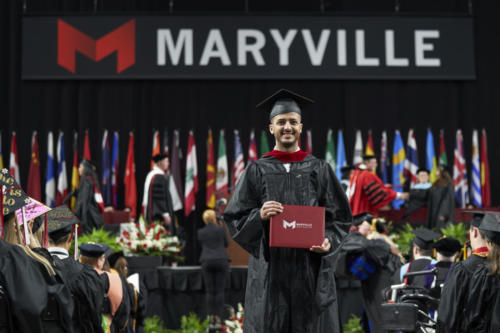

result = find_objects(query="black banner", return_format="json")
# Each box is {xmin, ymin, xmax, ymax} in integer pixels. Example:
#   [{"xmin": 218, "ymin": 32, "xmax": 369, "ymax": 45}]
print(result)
[{"xmin": 22, "ymin": 15, "xmax": 475, "ymax": 80}]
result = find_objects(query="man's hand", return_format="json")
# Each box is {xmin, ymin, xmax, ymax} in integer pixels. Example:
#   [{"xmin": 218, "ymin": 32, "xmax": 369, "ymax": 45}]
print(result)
[
  {"xmin": 260, "ymin": 201, "xmax": 283, "ymax": 221},
  {"xmin": 310, "ymin": 238, "xmax": 331, "ymax": 253},
  {"xmin": 164, "ymin": 215, "xmax": 172, "ymax": 225}
]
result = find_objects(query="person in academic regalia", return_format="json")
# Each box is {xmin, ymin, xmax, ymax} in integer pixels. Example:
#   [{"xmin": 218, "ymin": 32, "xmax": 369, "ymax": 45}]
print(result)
[
  {"xmin": 0, "ymin": 170, "xmax": 74, "ymax": 333},
  {"xmin": 223, "ymin": 89, "xmax": 352, "ymax": 333},
  {"xmin": 437, "ymin": 211, "xmax": 489, "ymax": 333},
  {"xmin": 461, "ymin": 212, "xmax": 500, "ymax": 332},
  {"xmin": 75, "ymin": 160, "xmax": 104, "ymax": 234},
  {"xmin": 142, "ymin": 153, "xmax": 174, "ymax": 230},
  {"xmin": 46, "ymin": 206, "xmax": 107, "ymax": 333},
  {"xmin": 427, "ymin": 165, "xmax": 455, "ymax": 229},
  {"xmin": 336, "ymin": 213, "xmax": 403, "ymax": 333},
  {"xmin": 391, "ymin": 228, "xmax": 440, "ymax": 287},
  {"xmin": 403, "ymin": 168, "xmax": 431, "ymax": 219},
  {"xmin": 340, "ymin": 165, "xmax": 354, "ymax": 193},
  {"xmin": 348, "ymin": 155, "xmax": 409, "ymax": 216},
  {"xmin": 79, "ymin": 242, "xmax": 131, "ymax": 333}
]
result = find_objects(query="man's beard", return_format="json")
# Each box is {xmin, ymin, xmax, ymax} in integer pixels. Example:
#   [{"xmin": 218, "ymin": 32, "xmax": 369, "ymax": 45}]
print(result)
[{"xmin": 278, "ymin": 131, "xmax": 298, "ymax": 148}]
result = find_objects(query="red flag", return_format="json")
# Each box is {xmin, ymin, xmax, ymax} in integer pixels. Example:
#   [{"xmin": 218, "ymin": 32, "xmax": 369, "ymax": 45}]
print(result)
[
  {"xmin": 70, "ymin": 132, "xmax": 79, "ymax": 211},
  {"xmin": 151, "ymin": 130, "xmax": 160, "ymax": 169},
  {"xmin": 206, "ymin": 129, "xmax": 216, "ymax": 208},
  {"xmin": 439, "ymin": 129, "xmax": 448, "ymax": 166},
  {"xmin": 305, "ymin": 130, "xmax": 312, "ymax": 153},
  {"xmin": 83, "ymin": 130, "xmax": 91, "ymax": 160},
  {"xmin": 9, "ymin": 132, "xmax": 20, "ymax": 184},
  {"xmin": 124, "ymin": 132, "xmax": 137, "ymax": 219},
  {"xmin": 248, "ymin": 130, "xmax": 258, "ymax": 162},
  {"xmin": 184, "ymin": 131, "xmax": 198, "ymax": 216},
  {"xmin": 365, "ymin": 130, "xmax": 375, "ymax": 155},
  {"xmin": 480, "ymin": 129, "xmax": 491, "ymax": 207},
  {"xmin": 27, "ymin": 131, "xmax": 42, "ymax": 201}
]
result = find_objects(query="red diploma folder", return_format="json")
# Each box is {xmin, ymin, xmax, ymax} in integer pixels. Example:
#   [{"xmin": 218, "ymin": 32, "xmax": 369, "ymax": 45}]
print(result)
[{"xmin": 269, "ymin": 205, "xmax": 325, "ymax": 249}]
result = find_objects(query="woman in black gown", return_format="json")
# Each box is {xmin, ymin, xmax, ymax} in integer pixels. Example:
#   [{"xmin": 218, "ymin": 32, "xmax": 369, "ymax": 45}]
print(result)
[
  {"xmin": 427, "ymin": 165, "xmax": 455, "ymax": 230},
  {"xmin": 75, "ymin": 159, "xmax": 104, "ymax": 234}
]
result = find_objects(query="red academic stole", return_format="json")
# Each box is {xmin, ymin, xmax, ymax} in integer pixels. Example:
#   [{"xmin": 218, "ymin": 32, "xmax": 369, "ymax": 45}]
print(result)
[
  {"xmin": 87, "ymin": 176, "xmax": 105, "ymax": 213},
  {"xmin": 473, "ymin": 246, "xmax": 489, "ymax": 257},
  {"xmin": 263, "ymin": 149, "xmax": 309, "ymax": 162}
]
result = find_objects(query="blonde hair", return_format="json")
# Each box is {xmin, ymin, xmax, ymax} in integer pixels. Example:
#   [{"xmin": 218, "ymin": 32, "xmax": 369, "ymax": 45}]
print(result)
[
  {"xmin": 79, "ymin": 255, "xmax": 99, "ymax": 268},
  {"xmin": 3, "ymin": 213, "xmax": 55, "ymax": 276},
  {"xmin": 488, "ymin": 243, "xmax": 500, "ymax": 277}
]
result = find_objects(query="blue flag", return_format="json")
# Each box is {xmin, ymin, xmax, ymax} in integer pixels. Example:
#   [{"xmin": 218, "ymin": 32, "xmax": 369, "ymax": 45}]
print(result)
[
  {"xmin": 111, "ymin": 131, "xmax": 119, "ymax": 208},
  {"xmin": 335, "ymin": 130, "xmax": 347, "ymax": 179},
  {"xmin": 101, "ymin": 130, "xmax": 112, "ymax": 206},
  {"xmin": 45, "ymin": 131, "xmax": 55, "ymax": 208},
  {"xmin": 392, "ymin": 130, "xmax": 406, "ymax": 209},
  {"xmin": 426, "ymin": 129, "xmax": 438, "ymax": 183}
]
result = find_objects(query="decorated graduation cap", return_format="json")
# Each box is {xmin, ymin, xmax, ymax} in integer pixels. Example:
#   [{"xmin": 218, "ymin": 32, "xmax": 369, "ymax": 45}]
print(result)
[
  {"xmin": 478, "ymin": 212, "xmax": 500, "ymax": 245},
  {"xmin": 152, "ymin": 153, "xmax": 168, "ymax": 163},
  {"xmin": 413, "ymin": 228, "xmax": 441, "ymax": 250},
  {"xmin": 352, "ymin": 212, "xmax": 374, "ymax": 227},
  {"xmin": 79, "ymin": 242, "xmax": 109, "ymax": 258},
  {"xmin": 47, "ymin": 205, "xmax": 79, "ymax": 243},
  {"xmin": 256, "ymin": 89, "xmax": 314, "ymax": 122},
  {"xmin": 464, "ymin": 210, "xmax": 487, "ymax": 228},
  {"xmin": 433, "ymin": 237, "xmax": 462, "ymax": 257},
  {"xmin": 0, "ymin": 168, "xmax": 31, "ymax": 239},
  {"xmin": 107, "ymin": 250, "xmax": 125, "ymax": 268}
]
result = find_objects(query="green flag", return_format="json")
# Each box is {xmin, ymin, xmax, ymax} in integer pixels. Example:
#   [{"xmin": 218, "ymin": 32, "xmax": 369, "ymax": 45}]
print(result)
[
  {"xmin": 325, "ymin": 129, "xmax": 336, "ymax": 171},
  {"xmin": 260, "ymin": 130, "xmax": 270, "ymax": 155}
]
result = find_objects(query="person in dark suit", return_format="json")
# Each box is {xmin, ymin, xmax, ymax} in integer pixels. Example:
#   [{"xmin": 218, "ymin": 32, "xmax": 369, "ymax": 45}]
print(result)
[{"xmin": 197, "ymin": 209, "xmax": 230, "ymax": 328}]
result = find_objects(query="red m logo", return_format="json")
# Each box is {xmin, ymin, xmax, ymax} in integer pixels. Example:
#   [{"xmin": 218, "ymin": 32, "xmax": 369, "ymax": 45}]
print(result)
[{"xmin": 58, "ymin": 19, "xmax": 135, "ymax": 73}]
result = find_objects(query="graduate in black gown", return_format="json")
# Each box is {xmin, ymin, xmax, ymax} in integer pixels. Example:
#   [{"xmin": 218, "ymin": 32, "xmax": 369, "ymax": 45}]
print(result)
[
  {"xmin": 46, "ymin": 205, "xmax": 107, "ymax": 333},
  {"xmin": 461, "ymin": 212, "xmax": 500, "ymax": 332},
  {"xmin": 75, "ymin": 160, "xmax": 104, "ymax": 234},
  {"xmin": 223, "ymin": 89, "xmax": 352, "ymax": 333},
  {"xmin": 438, "ymin": 211, "xmax": 489, "ymax": 333},
  {"xmin": 0, "ymin": 169, "xmax": 74, "ymax": 332},
  {"xmin": 423, "ymin": 237, "xmax": 461, "ymax": 297}
]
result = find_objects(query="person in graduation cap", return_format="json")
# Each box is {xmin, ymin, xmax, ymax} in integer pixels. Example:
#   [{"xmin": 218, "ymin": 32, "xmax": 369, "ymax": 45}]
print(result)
[
  {"xmin": 423, "ymin": 237, "xmax": 462, "ymax": 296},
  {"xmin": 427, "ymin": 165, "xmax": 455, "ymax": 229},
  {"xmin": 337, "ymin": 212, "xmax": 403, "ymax": 332},
  {"xmin": 403, "ymin": 168, "xmax": 432, "ymax": 219},
  {"xmin": 75, "ymin": 160, "xmax": 104, "ymax": 234},
  {"xmin": 223, "ymin": 89, "xmax": 352, "ymax": 333},
  {"xmin": 79, "ymin": 242, "xmax": 131, "ymax": 333},
  {"xmin": 0, "ymin": 169, "xmax": 74, "ymax": 332},
  {"xmin": 438, "ymin": 211, "xmax": 490, "ymax": 332},
  {"xmin": 142, "ymin": 153, "xmax": 175, "ymax": 230},
  {"xmin": 348, "ymin": 154, "xmax": 409, "ymax": 216},
  {"xmin": 340, "ymin": 165, "xmax": 354, "ymax": 192},
  {"xmin": 391, "ymin": 228, "xmax": 440, "ymax": 287},
  {"xmin": 46, "ymin": 206, "xmax": 107, "ymax": 333}
]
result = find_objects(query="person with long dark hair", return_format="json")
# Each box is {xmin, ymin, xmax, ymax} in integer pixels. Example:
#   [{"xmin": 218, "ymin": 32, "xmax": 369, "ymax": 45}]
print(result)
[
  {"xmin": 427, "ymin": 165, "xmax": 455, "ymax": 229},
  {"xmin": 76, "ymin": 159, "xmax": 104, "ymax": 234}
]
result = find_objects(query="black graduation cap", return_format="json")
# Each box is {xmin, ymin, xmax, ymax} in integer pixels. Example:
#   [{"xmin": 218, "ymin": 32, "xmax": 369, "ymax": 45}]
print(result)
[
  {"xmin": 81, "ymin": 159, "xmax": 97, "ymax": 172},
  {"xmin": 78, "ymin": 242, "xmax": 109, "ymax": 257},
  {"xmin": 47, "ymin": 206, "xmax": 79, "ymax": 242},
  {"xmin": 107, "ymin": 250, "xmax": 125, "ymax": 268},
  {"xmin": 464, "ymin": 210, "xmax": 487, "ymax": 228},
  {"xmin": 352, "ymin": 212, "xmax": 374, "ymax": 227},
  {"xmin": 256, "ymin": 89, "xmax": 314, "ymax": 122},
  {"xmin": 341, "ymin": 165, "xmax": 354, "ymax": 174},
  {"xmin": 413, "ymin": 228, "xmax": 441, "ymax": 250},
  {"xmin": 478, "ymin": 212, "xmax": 500, "ymax": 245},
  {"xmin": 433, "ymin": 237, "xmax": 462, "ymax": 257},
  {"xmin": 0, "ymin": 168, "xmax": 31, "ymax": 216},
  {"xmin": 151, "ymin": 153, "xmax": 168, "ymax": 163}
]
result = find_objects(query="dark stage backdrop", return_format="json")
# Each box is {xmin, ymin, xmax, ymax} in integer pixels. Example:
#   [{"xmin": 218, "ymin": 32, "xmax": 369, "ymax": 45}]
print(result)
[{"xmin": 1, "ymin": 0, "xmax": 499, "ymax": 264}]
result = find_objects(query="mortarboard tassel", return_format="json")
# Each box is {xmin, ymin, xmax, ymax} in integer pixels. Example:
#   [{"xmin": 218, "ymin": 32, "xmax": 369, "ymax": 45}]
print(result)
[
  {"xmin": 0, "ymin": 190, "xmax": 3, "ymax": 239},
  {"xmin": 22, "ymin": 206, "xmax": 30, "ymax": 246},
  {"xmin": 43, "ymin": 214, "xmax": 48, "ymax": 248}
]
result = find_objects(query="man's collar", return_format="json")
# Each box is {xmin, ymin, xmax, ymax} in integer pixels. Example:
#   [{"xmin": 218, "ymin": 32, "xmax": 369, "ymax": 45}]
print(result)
[{"xmin": 263, "ymin": 149, "xmax": 309, "ymax": 162}]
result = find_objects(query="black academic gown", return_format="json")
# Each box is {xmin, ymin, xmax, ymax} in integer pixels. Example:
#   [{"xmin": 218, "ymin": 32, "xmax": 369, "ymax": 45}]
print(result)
[
  {"xmin": 223, "ymin": 154, "xmax": 352, "ymax": 333},
  {"xmin": 76, "ymin": 177, "xmax": 104, "ymax": 234},
  {"xmin": 0, "ymin": 241, "xmax": 74, "ymax": 333},
  {"xmin": 438, "ymin": 254, "xmax": 488, "ymax": 333},
  {"xmin": 427, "ymin": 183, "xmax": 455, "ymax": 230},
  {"xmin": 403, "ymin": 188, "xmax": 429, "ymax": 219},
  {"xmin": 336, "ymin": 232, "xmax": 402, "ymax": 333},
  {"xmin": 391, "ymin": 257, "xmax": 433, "ymax": 287},
  {"xmin": 111, "ymin": 272, "xmax": 132, "ymax": 333},
  {"xmin": 51, "ymin": 255, "xmax": 107, "ymax": 333},
  {"xmin": 145, "ymin": 172, "xmax": 175, "ymax": 233}
]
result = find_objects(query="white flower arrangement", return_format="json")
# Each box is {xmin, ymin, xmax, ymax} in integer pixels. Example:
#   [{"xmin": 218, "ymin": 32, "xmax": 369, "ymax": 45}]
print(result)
[{"xmin": 223, "ymin": 303, "xmax": 244, "ymax": 333}]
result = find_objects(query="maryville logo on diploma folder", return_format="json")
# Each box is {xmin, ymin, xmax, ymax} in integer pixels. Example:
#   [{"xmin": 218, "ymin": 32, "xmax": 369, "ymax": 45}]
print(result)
[{"xmin": 270, "ymin": 205, "xmax": 325, "ymax": 249}]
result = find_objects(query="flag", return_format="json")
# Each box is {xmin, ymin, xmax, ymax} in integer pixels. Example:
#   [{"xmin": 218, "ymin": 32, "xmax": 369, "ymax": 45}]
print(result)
[
  {"xmin": 216, "ymin": 129, "xmax": 229, "ymax": 199},
  {"xmin": 353, "ymin": 130, "xmax": 363, "ymax": 165},
  {"xmin": 365, "ymin": 130, "xmax": 375, "ymax": 156},
  {"xmin": 404, "ymin": 129, "xmax": 419, "ymax": 188},
  {"xmin": 380, "ymin": 131, "xmax": 389, "ymax": 184},
  {"xmin": 325, "ymin": 129, "xmax": 336, "ymax": 171},
  {"xmin": 232, "ymin": 130, "xmax": 245, "ymax": 189},
  {"xmin": 124, "ymin": 132, "xmax": 137, "ymax": 219},
  {"xmin": 27, "ymin": 131, "xmax": 42, "ymax": 201},
  {"xmin": 0, "ymin": 132, "xmax": 3, "ymax": 170},
  {"xmin": 392, "ymin": 130, "xmax": 406, "ymax": 209},
  {"xmin": 111, "ymin": 131, "xmax": 119, "ymax": 208},
  {"xmin": 70, "ymin": 132, "xmax": 79, "ymax": 211},
  {"xmin": 101, "ymin": 130, "xmax": 111, "ymax": 206},
  {"xmin": 335, "ymin": 130, "xmax": 347, "ymax": 179},
  {"xmin": 480, "ymin": 129, "xmax": 491, "ymax": 207},
  {"xmin": 151, "ymin": 130, "xmax": 160, "ymax": 169},
  {"xmin": 9, "ymin": 132, "xmax": 20, "ymax": 184},
  {"xmin": 56, "ymin": 131, "xmax": 68, "ymax": 206},
  {"xmin": 45, "ymin": 132, "xmax": 56, "ymax": 208},
  {"xmin": 169, "ymin": 130, "xmax": 183, "ymax": 211},
  {"xmin": 184, "ymin": 131, "xmax": 198, "ymax": 216},
  {"xmin": 260, "ymin": 130, "xmax": 270, "ymax": 155},
  {"xmin": 471, "ymin": 130, "xmax": 482, "ymax": 208},
  {"xmin": 248, "ymin": 130, "xmax": 258, "ymax": 162},
  {"xmin": 206, "ymin": 129, "xmax": 216, "ymax": 208},
  {"xmin": 426, "ymin": 129, "xmax": 438, "ymax": 183},
  {"xmin": 163, "ymin": 129, "xmax": 169, "ymax": 155},
  {"xmin": 439, "ymin": 129, "xmax": 448, "ymax": 166},
  {"xmin": 453, "ymin": 129, "xmax": 469, "ymax": 208},
  {"xmin": 83, "ymin": 130, "xmax": 91, "ymax": 160},
  {"xmin": 305, "ymin": 130, "xmax": 313, "ymax": 153}
]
